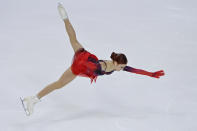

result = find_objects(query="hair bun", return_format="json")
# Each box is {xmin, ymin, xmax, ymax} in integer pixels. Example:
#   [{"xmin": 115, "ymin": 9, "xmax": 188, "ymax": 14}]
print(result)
[
  {"xmin": 111, "ymin": 52, "xmax": 117, "ymax": 60},
  {"xmin": 110, "ymin": 51, "xmax": 128, "ymax": 64}
]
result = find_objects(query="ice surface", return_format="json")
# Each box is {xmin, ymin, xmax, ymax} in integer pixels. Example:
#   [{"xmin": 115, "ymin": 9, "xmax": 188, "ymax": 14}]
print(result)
[{"xmin": 1, "ymin": 0, "xmax": 197, "ymax": 130}]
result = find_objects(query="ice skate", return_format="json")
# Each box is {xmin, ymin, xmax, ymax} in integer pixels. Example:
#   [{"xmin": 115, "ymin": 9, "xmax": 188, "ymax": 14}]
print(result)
[
  {"xmin": 20, "ymin": 95, "xmax": 41, "ymax": 116},
  {"xmin": 57, "ymin": 3, "xmax": 68, "ymax": 20}
]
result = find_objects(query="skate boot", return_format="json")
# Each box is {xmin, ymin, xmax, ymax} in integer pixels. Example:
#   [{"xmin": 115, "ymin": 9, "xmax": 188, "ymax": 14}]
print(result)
[
  {"xmin": 21, "ymin": 95, "xmax": 41, "ymax": 116},
  {"xmin": 57, "ymin": 3, "xmax": 68, "ymax": 20}
]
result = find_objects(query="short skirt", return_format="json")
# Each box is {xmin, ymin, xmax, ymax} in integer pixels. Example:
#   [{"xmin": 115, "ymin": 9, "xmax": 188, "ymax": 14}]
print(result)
[{"xmin": 71, "ymin": 48, "xmax": 99, "ymax": 84}]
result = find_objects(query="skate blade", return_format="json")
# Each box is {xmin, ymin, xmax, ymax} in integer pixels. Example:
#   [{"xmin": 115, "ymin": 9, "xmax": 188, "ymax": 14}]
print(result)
[{"xmin": 20, "ymin": 97, "xmax": 30, "ymax": 116}]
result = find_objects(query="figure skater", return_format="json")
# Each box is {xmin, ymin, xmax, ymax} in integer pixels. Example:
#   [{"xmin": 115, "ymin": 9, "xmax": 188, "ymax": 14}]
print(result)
[{"xmin": 21, "ymin": 3, "xmax": 165, "ymax": 116}]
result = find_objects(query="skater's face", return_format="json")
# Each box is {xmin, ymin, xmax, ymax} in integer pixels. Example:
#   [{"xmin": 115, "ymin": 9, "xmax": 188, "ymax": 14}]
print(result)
[{"xmin": 114, "ymin": 61, "xmax": 127, "ymax": 71}]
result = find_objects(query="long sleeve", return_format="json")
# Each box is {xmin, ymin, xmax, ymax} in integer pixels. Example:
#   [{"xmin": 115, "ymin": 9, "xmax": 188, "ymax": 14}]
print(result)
[{"xmin": 123, "ymin": 66, "xmax": 165, "ymax": 78}]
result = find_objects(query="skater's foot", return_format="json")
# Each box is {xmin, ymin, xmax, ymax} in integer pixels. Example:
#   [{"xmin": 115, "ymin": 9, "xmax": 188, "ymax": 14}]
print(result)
[
  {"xmin": 23, "ymin": 95, "xmax": 41, "ymax": 116},
  {"xmin": 57, "ymin": 3, "xmax": 68, "ymax": 20}
]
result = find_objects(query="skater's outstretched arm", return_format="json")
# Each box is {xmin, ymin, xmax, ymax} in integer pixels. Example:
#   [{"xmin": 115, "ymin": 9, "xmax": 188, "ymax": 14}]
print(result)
[
  {"xmin": 123, "ymin": 66, "xmax": 165, "ymax": 78},
  {"xmin": 57, "ymin": 3, "xmax": 83, "ymax": 52}
]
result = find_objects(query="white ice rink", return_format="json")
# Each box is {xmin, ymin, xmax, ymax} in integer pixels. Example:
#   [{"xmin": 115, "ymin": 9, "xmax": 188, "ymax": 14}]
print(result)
[{"xmin": 1, "ymin": 0, "xmax": 197, "ymax": 130}]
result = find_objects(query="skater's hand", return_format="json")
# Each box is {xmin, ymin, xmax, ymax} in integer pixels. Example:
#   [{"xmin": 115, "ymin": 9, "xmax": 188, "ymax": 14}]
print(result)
[{"xmin": 151, "ymin": 70, "xmax": 165, "ymax": 78}]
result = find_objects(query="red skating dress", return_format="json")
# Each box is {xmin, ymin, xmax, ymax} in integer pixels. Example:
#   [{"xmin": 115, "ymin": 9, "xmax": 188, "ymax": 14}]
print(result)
[
  {"xmin": 71, "ymin": 48, "xmax": 165, "ymax": 84},
  {"xmin": 71, "ymin": 48, "xmax": 113, "ymax": 84}
]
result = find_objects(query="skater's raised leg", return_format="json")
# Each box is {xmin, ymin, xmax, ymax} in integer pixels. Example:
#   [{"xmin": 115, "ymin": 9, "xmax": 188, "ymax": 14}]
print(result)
[
  {"xmin": 64, "ymin": 19, "xmax": 84, "ymax": 52},
  {"xmin": 57, "ymin": 3, "xmax": 84, "ymax": 53}
]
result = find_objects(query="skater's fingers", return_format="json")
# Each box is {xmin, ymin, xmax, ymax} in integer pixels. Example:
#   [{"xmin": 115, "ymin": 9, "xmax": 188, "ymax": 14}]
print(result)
[
  {"xmin": 157, "ymin": 70, "xmax": 163, "ymax": 73},
  {"xmin": 160, "ymin": 70, "xmax": 165, "ymax": 75},
  {"xmin": 159, "ymin": 71, "xmax": 165, "ymax": 76},
  {"xmin": 155, "ymin": 70, "xmax": 165, "ymax": 76},
  {"xmin": 160, "ymin": 70, "xmax": 164, "ymax": 74}
]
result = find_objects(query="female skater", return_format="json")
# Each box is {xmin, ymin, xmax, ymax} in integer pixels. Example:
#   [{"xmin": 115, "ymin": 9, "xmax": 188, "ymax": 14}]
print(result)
[{"xmin": 21, "ymin": 3, "xmax": 165, "ymax": 116}]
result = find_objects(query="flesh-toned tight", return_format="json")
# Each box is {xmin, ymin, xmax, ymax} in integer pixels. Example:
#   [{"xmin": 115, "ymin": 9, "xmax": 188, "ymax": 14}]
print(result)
[
  {"xmin": 36, "ymin": 67, "xmax": 76, "ymax": 99},
  {"xmin": 36, "ymin": 17, "xmax": 84, "ymax": 99}
]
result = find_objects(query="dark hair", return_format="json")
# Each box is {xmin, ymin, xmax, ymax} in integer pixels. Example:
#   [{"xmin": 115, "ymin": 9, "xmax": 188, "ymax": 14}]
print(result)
[{"xmin": 110, "ymin": 52, "xmax": 128, "ymax": 64}]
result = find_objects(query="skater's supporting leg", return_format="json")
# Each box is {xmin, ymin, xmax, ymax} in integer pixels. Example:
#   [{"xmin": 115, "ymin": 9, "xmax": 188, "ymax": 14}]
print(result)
[
  {"xmin": 36, "ymin": 67, "xmax": 76, "ymax": 99},
  {"xmin": 64, "ymin": 19, "xmax": 84, "ymax": 52}
]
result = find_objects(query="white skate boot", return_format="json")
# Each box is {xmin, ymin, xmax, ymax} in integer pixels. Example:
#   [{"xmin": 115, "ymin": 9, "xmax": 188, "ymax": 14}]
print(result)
[
  {"xmin": 20, "ymin": 95, "xmax": 41, "ymax": 116},
  {"xmin": 57, "ymin": 3, "xmax": 68, "ymax": 20}
]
